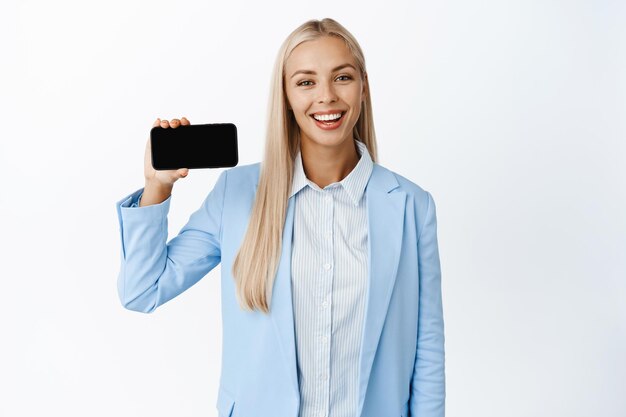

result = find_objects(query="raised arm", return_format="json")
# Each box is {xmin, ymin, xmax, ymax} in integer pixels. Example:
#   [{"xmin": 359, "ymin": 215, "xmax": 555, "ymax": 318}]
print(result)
[{"xmin": 115, "ymin": 169, "xmax": 228, "ymax": 313}]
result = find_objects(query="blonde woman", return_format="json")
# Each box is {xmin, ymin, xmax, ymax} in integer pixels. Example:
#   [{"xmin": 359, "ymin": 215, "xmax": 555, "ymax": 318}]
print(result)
[{"xmin": 115, "ymin": 18, "xmax": 445, "ymax": 417}]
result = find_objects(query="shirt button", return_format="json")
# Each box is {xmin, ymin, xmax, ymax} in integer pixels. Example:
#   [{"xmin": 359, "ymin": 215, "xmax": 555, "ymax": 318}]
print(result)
[
  {"xmin": 321, "ymin": 336, "xmax": 328, "ymax": 343},
  {"xmin": 325, "ymin": 231, "xmax": 332, "ymax": 238},
  {"xmin": 322, "ymin": 301, "xmax": 328, "ymax": 308},
  {"xmin": 321, "ymin": 373, "xmax": 328, "ymax": 381},
  {"xmin": 325, "ymin": 195, "xmax": 332, "ymax": 202},
  {"xmin": 323, "ymin": 263, "xmax": 331, "ymax": 270}
]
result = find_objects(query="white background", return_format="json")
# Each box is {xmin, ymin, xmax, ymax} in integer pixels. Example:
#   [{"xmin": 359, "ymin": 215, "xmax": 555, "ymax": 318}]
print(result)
[{"xmin": 1, "ymin": 1, "xmax": 624, "ymax": 416}]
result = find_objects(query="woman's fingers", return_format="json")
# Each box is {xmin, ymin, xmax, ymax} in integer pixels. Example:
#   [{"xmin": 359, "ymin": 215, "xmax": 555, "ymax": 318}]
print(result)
[{"xmin": 154, "ymin": 117, "xmax": 188, "ymax": 128}]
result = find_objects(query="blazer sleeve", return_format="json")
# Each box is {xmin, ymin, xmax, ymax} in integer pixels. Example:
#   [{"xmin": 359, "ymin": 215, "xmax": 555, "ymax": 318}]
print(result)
[
  {"xmin": 410, "ymin": 191, "xmax": 446, "ymax": 416},
  {"xmin": 115, "ymin": 170, "xmax": 228, "ymax": 313}
]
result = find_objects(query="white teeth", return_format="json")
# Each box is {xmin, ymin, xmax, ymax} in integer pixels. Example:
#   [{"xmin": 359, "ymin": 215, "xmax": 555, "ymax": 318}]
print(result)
[{"xmin": 313, "ymin": 112, "xmax": 342, "ymax": 121}]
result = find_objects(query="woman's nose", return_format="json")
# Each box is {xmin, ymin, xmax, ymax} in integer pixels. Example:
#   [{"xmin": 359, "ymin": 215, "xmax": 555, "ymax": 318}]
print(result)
[{"xmin": 317, "ymin": 81, "xmax": 338, "ymax": 103}]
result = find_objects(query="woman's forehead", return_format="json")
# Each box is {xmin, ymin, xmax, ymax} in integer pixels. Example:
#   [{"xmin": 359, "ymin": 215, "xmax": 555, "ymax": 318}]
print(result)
[{"xmin": 286, "ymin": 37, "xmax": 355, "ymax": 73}]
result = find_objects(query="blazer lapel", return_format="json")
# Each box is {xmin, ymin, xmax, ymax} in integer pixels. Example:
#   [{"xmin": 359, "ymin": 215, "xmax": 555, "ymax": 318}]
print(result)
[
  {"xmin": 253, "ymin": 163, "xmax": 407, "ymax": 407},
  {"xmin": 357, "ymin": 164, "xmax": 406, "ymax": 416},
  {"xmin": 269, "ymin": 193, "xmax": 300, "ymax": 397}
]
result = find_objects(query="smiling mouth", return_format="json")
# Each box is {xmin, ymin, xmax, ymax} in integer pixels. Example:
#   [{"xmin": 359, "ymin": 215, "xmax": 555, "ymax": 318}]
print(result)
[{"xmin": 310, "ymin": 111, "xmax": 346, "ymax": 124}]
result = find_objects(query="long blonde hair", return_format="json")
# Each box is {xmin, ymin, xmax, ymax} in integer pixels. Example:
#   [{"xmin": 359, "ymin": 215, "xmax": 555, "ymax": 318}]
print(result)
[{"xmin": 231, "ymin": 18, "xmax": 378, "ymax": 313}]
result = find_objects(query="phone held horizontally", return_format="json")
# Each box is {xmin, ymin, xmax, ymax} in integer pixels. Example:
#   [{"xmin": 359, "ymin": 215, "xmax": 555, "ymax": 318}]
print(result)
[{"xmin": 150, "ymin": 122, "xmax": 239, "ymax": 170}]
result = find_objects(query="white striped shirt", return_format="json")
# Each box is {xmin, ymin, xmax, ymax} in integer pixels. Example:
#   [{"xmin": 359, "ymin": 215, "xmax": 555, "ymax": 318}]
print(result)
[{"xmin": 290, "ymin": 138, "xmax": 374, "ymax": 417}]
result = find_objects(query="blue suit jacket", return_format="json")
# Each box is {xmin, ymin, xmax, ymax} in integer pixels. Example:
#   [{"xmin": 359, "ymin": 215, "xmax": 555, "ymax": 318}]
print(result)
[{"xmin": 116, "ymin": 162, "xmax": 445, "ymax": 417}]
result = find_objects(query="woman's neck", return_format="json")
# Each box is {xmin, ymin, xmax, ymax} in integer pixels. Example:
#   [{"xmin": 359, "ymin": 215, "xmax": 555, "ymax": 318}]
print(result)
[{"xmin": 300, "ymin": 137, "xmax": 360, "ymax": 189}]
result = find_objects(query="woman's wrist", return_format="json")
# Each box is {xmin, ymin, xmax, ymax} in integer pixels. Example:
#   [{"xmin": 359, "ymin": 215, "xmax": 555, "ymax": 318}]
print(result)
[{"xmin": 140, "ymin": 179, "xmax": 173, "ymax": 207}]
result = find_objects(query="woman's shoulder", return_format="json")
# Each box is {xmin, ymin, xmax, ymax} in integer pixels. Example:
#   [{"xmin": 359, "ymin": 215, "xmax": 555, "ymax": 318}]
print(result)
[
  {"xmin": 222, "ymin": 162, "xmax": 261, "ymax": 185},
  {"xmin": 372, "ymin": 162, "xmax": 433, "ymax": 201},
  {"xmin": 373, "ymin": 163, "xmax": 437, "ymax": 230}
]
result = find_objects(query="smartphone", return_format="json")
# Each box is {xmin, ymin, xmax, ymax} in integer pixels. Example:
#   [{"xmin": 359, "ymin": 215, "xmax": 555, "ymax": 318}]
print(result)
[{"xmin": 150, "ymin": 122, "xmax": 238, "ymax": 170}]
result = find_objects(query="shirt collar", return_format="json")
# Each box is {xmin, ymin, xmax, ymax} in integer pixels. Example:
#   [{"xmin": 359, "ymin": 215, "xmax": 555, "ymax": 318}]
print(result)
[{"xmin": 289, "ymin": 138, "xmax": 374, "ymax": 206}]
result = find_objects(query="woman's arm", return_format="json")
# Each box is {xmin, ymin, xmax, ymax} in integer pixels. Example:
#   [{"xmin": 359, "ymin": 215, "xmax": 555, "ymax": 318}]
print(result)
[
  {"xmin": 410, "ymin": 191, "xmax": 446, "ymax": 416},
  {"xmin": 115, "ymin": 170, "xmax": 228, "ymax": 313}
]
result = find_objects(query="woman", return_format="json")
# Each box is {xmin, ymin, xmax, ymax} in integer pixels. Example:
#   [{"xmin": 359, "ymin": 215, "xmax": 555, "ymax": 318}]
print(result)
[{"xmin": 116, "ymin": 18, "xmax": 445, "ymax": 417}]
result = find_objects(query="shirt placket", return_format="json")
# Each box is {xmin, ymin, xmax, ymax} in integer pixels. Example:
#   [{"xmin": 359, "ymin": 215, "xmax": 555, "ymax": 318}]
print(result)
[{"xmin": 317, "ymin": 186, "xmax": 334, "ymax": 417}]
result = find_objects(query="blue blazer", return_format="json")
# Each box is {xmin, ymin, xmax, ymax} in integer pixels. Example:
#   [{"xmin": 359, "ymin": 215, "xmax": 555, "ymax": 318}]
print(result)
[{"xmin": 116, "ymin": 161, "xmax": 445, "ymax": 417}]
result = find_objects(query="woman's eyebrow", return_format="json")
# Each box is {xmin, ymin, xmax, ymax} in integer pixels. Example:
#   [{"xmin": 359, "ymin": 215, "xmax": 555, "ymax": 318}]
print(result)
[{"xmin": 290, "ymin": 63, "xmax": 357, "ymax": 79}]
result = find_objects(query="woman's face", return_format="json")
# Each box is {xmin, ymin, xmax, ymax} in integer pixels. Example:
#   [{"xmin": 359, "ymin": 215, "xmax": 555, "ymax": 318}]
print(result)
[{"xmin": 284, "ymin": 36, "xmax": 367, "ymax": 150}]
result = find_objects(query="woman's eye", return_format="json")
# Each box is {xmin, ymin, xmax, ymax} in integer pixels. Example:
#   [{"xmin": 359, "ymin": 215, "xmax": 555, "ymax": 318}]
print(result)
[{"xmin": 297, "ymin": 75, "xmax": 352, "ymax": 87}]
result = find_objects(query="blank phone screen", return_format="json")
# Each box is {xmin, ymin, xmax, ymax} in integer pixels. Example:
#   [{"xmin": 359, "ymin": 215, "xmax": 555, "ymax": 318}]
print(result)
[{"xmin": 150, "ymin": 123, "xmax": 238, "ymax": 170}]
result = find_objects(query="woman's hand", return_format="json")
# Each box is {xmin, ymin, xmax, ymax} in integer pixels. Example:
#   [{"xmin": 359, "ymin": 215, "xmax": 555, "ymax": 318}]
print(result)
[
  {"xmin": 138, "ymin": 117, "xmax": 191, "ymax": 207},
  {"xmin": 143, "ymin": 117, "xmax": 191, "ymax": 187}
]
